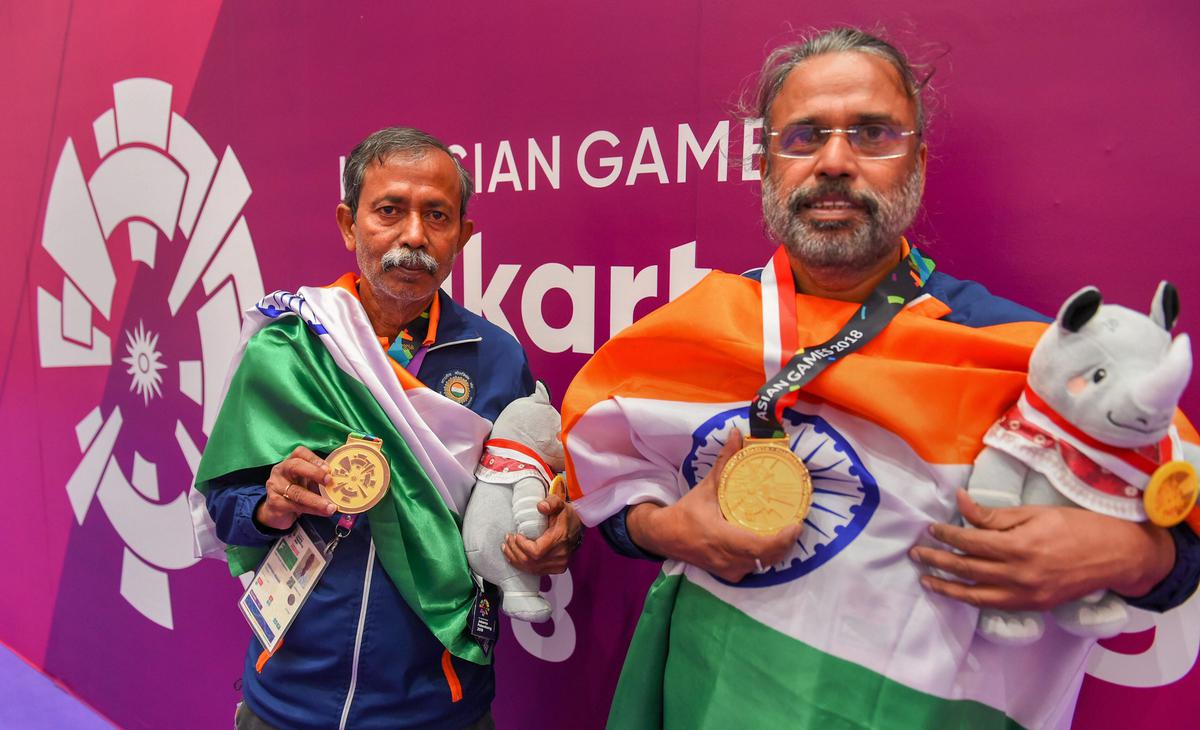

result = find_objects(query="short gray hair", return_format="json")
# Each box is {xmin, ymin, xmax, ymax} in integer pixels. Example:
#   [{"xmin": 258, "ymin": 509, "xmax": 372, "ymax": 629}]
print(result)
[
  {"xmin": 342, "ymin": 126, "xmax": 474, "ymax": 218},
  {"xmin": 749, "ymin": 27, "xmax": 931, "ymax": 143}
]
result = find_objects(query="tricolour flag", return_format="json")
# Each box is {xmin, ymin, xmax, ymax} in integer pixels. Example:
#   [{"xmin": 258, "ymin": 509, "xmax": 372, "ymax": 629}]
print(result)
[
  {"xmin": 190, "ymin": 274, "xmax": 493, "ymax": 663},
  {"xmin": 563, "ymin": 265, "xmax": 1197, "ymax": 729}
]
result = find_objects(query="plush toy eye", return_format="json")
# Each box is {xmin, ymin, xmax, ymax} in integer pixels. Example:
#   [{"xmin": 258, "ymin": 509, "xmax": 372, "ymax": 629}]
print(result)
[{"xmin": 1092, "ymin": 368, "xmax": 1107, "ymax": 383}]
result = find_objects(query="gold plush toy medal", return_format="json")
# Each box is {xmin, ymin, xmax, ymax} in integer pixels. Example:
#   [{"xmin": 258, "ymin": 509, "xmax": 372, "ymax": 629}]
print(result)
[
  {"xmin": 718, "ymin": 436, "xmax": 813, "ymax": 534},
  {"xmin": 321, "ymin": 434, "xmax": 391, "ymax": 514},
  {"xmin": 1144, "ymin": 461, "xmax": 1199, "ymax": 528}
]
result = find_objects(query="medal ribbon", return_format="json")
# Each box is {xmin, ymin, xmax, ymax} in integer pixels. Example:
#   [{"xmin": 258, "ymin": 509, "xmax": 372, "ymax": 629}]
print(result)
[
  {"xmin": 1021, "ymin": 387, "xmax": 1175, "ymax": 476},
  {"xmin": 751, "ymin": 241, "xmax": 932, "ymax": 438},
  {"xmin": 481, "ymin": 438, "xmax": 557, "ymax": 485}
]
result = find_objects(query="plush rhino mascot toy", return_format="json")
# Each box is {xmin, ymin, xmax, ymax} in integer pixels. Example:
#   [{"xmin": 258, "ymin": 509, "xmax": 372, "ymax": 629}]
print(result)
[
  {"xmin": 462, "ymin": 382, "xmax": 564, "ymax": 623},
  {"xmin": 967, "ymin": 282, "xmax": 1196, "ymax": 645}
]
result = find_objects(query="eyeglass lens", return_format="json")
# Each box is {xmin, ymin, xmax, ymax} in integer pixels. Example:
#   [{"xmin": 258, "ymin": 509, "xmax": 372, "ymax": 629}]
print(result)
[{"xmin": 774, "ymin": 124, "xmax": 911, "ymax": 159}]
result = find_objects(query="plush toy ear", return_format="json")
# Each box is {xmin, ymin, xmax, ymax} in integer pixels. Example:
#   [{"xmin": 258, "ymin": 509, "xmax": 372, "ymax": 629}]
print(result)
[
  {"xmin": 1151, "ymin": 281, "xmax": 1180, "ymax": 331},
  {"xmin": 534, "ymin": 380, "xmax": 551, "ymax": 403},
  {"xmin": 1057, "ymin": 286, "xmax": 1102, "ymax": 333}
]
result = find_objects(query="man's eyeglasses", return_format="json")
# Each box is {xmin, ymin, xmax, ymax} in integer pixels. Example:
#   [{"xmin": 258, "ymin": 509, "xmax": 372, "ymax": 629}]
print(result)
[{"xmin": 767, "ymin": 123, "xmax": 919, "ymax": 160}]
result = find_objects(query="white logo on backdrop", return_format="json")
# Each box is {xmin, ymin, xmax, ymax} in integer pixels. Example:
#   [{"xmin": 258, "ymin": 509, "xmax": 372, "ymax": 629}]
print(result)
[
  {"xmin": 1087, "ymin": 590, "xmax": 1200, "ymax": 687},
  {"xmin": 37, "ymin": 78, "xmax": 263, "ymax": 629}
]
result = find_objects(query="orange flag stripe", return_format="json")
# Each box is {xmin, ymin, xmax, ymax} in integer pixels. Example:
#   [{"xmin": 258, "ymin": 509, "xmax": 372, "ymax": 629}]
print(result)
[{"xmin": 564, "ymin": 271, "xmax": 1198, "ymax": 501}]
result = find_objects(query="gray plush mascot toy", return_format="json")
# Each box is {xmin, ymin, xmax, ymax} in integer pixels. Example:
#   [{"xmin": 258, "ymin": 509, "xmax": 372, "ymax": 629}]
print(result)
[
  {"xmin": 462, "ymin": 382, "xmax": 564, "ymax": 623},
  {"xmin": 967, "ymin": 282, "xmax": 1197, "ymax": 645}
]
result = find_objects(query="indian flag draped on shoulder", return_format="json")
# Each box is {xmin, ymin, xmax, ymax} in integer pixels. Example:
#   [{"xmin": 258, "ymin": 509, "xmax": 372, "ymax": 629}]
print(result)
[
  {"xmin": 189, "ymin": 273, "xmax": 492, "ymax": 664},
  {"xmin": 562, "ymin": 245, "xmax": 1095, "ymax": 729}
]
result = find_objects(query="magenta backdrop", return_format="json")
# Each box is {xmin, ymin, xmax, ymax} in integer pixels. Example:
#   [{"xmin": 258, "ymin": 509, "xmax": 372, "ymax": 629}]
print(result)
[{"xmin": 2, "ymin": 2, "xmax": 1198, "ymax": 728}]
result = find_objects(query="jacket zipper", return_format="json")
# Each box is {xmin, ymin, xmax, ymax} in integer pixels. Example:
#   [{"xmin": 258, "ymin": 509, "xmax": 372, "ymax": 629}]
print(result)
[
  {"xmin": 338, "ymin": 540, "xmax": 375, "ymax": 730},
  {"xmin": 426, "ymin": 336, "xmax": 481, "ymax": 353}
]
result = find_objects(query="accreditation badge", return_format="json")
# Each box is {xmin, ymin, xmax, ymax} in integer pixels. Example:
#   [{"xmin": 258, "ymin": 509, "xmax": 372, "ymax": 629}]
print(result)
[{"xmin": 239, "ymin": 520, "xmax": 330, "ymax": 653}]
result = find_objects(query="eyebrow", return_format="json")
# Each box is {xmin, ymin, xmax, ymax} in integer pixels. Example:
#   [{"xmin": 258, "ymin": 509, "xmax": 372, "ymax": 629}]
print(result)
[
  {"xmin": 853, "ymin": 113, "xmax": 903, "ymax": 125},
  {"xmin": 782, "ymin": 112, "xmax": 904, "ymax": 127}
]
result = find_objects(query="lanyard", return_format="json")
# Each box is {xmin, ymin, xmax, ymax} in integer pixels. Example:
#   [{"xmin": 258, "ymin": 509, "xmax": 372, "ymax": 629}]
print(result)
[
  {"xmin": 750, "ymin": 242, "xmax": 933, "ymax": 438},
  {"xmin": 324, "ymin": 513, "xmax": 359, "ymax": 556}
]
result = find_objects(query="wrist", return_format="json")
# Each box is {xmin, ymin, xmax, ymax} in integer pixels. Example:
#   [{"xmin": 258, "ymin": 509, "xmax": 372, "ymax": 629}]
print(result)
[
  {"xmin": 1113, "ymin": 522, "xmax": 1176, "ymax": 598},
  {"xmin": 252, "ymin": 496, "xmax": 291, "ymax": 534},
  {"xmin": 628, "ymin": 502, "xmax": 675, "ymax": 559}
]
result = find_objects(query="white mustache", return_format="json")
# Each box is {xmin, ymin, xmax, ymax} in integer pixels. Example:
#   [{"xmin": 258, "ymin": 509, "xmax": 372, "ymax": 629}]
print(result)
[{"xmin": 380, "ymin": 246, "xmax": 438, "ymax": 274}]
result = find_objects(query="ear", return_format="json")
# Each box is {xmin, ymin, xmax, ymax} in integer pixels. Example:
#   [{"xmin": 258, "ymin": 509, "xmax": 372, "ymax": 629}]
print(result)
[
  {"xmin": 336, "ymin": 203, "xmax": 357, "ymax": 252},
  {"xmin": 456, "ymin": 218, "xmax": 475, "ymax": 255},
  {"xmin": 534, "ymin": 380, "xmax": 551, "ymax": 403},
  {"xmin": 1151, "ymin": 280, "xmax": 1180, "ymax": 331},
  {"xmin": 917, "ymin": 143, "xmax": 928, "ymax": 197},
  {"xmin": 1057, "ymin": 286, "xmax": 1102, "ymax": 333}
]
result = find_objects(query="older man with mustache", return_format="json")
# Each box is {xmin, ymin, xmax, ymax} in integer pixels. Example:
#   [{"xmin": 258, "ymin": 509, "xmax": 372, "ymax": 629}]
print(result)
[
  {"xmin": 195, "ymin": 127, "xmax": 579, "ymax": 730},
  {"xmin": 561, "ymin": 28, "xmax": 1199, "ymax": 729}
]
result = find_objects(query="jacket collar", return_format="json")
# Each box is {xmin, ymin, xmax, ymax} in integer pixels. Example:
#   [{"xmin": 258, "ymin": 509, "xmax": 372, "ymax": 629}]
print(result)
[{"xmin": 428, "ymin": 289, "xmax": 481, "ymax": 347}]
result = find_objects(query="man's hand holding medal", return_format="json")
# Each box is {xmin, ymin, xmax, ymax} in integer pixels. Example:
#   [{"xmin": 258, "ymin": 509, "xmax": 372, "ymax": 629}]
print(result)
[
  {"xmin": 254, "ymin": 445, "xmax": 338, "ymax": 531},
  {"xmin": 626, "ymin": 429, "xmax": 804, "ymax": 583}
]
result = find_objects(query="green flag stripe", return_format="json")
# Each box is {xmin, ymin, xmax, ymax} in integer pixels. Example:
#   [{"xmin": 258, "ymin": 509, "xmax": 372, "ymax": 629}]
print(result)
[
  {"xmin": 609, "ymin": 574, "xmax": 1022, "ymax": 730},
  {"xmin": 195, "ymin": 316, "xmax": 486, "ymax": 664}
]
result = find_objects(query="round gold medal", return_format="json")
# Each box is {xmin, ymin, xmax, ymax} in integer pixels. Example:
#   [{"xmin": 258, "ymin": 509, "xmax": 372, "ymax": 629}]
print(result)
[
  {"xmin": 321, "ymin": 434, "xmax": 391, "ymax": 514},
  {"xmin": 718, "ymin": 436, "xmax": 812, "ymax": 534},
  {"xmin": 1144, "ymin": 461, "xmax": 1199, "ymax": 527}
]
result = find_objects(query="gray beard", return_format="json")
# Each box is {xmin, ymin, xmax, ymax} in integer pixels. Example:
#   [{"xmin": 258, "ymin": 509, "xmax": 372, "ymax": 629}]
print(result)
[{"xmin": 762, "ymin": 165, "xmax": 924, "ymax": 277}]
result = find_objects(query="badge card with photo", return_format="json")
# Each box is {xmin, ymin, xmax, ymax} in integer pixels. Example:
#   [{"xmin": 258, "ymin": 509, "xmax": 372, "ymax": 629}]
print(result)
[{"xmin": 238, "ymin": 520, "xmax": 330, "ymax": 653}]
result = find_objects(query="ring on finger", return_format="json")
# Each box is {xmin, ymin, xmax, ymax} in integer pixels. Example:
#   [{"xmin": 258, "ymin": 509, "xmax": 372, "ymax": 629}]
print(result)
[{"xmin": 284, "ymin": 483, "xmax": 294, "ymax": 501}]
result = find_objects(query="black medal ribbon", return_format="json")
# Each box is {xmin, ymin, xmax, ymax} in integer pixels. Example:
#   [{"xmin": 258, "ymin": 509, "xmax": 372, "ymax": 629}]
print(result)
[{"xmin": 749, "ymin": 252, "xmax": 928, "ymax": 438}]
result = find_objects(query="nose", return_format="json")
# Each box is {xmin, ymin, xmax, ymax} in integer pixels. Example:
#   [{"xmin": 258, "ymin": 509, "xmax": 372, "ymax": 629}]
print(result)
[
  {"xmin": 812, "ymin": 131, "xmax": 860, "ymax": 180},
  {"xmin": 398, "ymin": 210, "xmax": 427, "ymax": 248}
]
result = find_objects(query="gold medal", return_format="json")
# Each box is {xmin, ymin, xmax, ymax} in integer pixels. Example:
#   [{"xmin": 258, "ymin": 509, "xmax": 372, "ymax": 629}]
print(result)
[
  {"xmin": 1144, "ymin": 461, "xmax": 1198, "ymax": 527},
  {"xmin": 718, "ymin": 436, "xmax": 812, "ymax": 534},
  {"xmin": 321, "ymin": 434, "xmax": 391, "ymax": 514},
  {"xmin": 549, "ymin": 473, "xmax": 567, "ymax": 501}
]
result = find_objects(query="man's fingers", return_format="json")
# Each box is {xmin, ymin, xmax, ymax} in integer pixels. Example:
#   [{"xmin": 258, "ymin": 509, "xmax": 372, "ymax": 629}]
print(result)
[
  {"xmin": 706, "ymin": 521, "xmax": 801, "ymax": 578},
  {"xmin": 714, "ymin": 565, "xmax": 753, "ymax": 583},
  {"xmin": 919, "ymin": 575, "xmax": 1021, "ymax": 610},
  {"xmin": 910, "ymin": 546, "xmax": 1011, "ymax": 585},
  {"xmin": 501, "ymin": 541, "xmax": 525, "ymax": 569},
  {"xmin": 955, "ymin": 490, "xmax": 1027, "ymax": 531},
  {"xmin": 710, "ymin": 429, "xmax": 744, "ymax": 480},
  {"xmin": 503, "ymin": 534, "xmax": 568, "ymax": 575},
  {"xmin": 504, "ymin": 534, "xmax": 536, "ymax": 565},
  {"xmin": 763, "ymin": 523, "xmax": 803, "ymax": 563},
  {"xmin": 289, "ymin": 445, "xmax": 326, "ymax": 463},
  {"xmin": 520, "ymin": 524, "xmax": 566, "ymax": 558},
  {"xmin": 927, "ymin": 521, "xmax": 1018, "ymax": 561},
  {"xmin": 538, "ymin": 494, "xmax": 567, "ymax": 517},
  {"xmin": 279, "ymin": 481, "xmax": 337, "ymax": 516},
  {"xmin": 280, "ymin": 456, "xmax": 332, "ymax": 487},
  {"xmin": 744, "ymin": 523, "xmax": 802, "ymax": 566}
]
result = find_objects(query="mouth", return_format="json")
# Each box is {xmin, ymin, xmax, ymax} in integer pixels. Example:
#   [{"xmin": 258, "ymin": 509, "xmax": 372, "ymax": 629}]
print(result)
[
  {"xmin": 383, "ymin": 260, "xmax": 431, "ymax": 274},
  {"xmin": 796, "ymin": 192, "xmax": 870, "ymax": 222},
  {"xmin": 1106, "ymin": 411, "xmax": 1168, "ymax": 434},
  {"xmin": 806, "ymin": 195, "xmax": 863, "ymax": 210}
]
